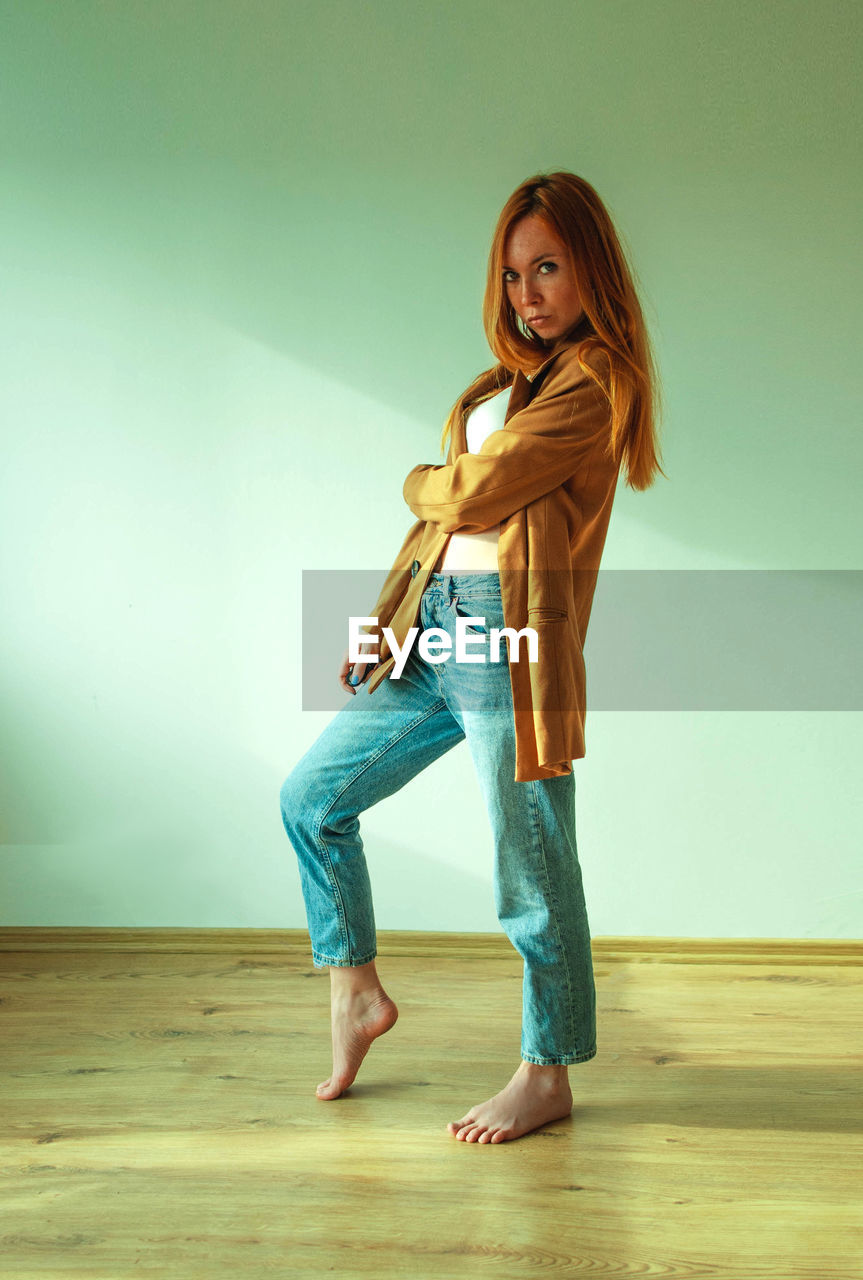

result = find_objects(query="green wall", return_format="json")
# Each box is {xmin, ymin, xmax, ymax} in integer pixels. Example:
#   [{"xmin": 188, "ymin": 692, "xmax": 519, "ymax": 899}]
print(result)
[{"xmin": 1, "ymin": 1, "xmax": 860, "ymax": 936}]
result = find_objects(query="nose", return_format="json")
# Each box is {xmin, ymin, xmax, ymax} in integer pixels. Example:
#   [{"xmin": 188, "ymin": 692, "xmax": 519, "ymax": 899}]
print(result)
[{"xmin": 518, "ymin": 277, "xmax": 541, "ymax": 308}]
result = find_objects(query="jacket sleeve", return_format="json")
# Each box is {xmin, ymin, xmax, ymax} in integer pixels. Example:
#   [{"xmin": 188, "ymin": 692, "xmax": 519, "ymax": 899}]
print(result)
[{"xmin": 402, "ymin": 374, "xmax": 611, "ymax": 534}]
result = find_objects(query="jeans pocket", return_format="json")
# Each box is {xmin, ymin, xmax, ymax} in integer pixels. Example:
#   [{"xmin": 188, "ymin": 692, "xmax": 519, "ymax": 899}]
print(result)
[{"xmin": 452, "ymin": 595, "xmax": 504, "ymax": 635}]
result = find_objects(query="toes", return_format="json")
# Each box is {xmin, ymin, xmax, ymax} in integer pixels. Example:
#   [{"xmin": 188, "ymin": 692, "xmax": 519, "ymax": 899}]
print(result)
[
  {"xmin": 465, "ymin": 1126, "xmax": 485, "ymax": 1142},
  {"xmin": 317, "ymin": 1076, "xmax": 346, "ymax": 1099},
  {"xmin": 477, "ymin": 1129, "xmax": 495, "ymax": 1143}
]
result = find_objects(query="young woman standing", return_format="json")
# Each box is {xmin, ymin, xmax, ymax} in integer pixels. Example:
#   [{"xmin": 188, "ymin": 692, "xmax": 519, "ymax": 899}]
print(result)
[{"xmin": 280, "ymin": 170, "xmax": 664, "ymax": 1143}]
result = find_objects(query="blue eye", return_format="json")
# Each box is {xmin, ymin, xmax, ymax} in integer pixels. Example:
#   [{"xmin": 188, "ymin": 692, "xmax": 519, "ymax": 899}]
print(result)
[{"xmin": 503, "ymin": 261, "xmax": 557, "ymax": 282}]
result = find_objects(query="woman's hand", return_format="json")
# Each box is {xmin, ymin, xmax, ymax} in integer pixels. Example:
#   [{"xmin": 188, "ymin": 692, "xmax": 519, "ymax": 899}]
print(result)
[{"xmin": 338, "ymin": 645, "xmax": 372, "ymax": 695}]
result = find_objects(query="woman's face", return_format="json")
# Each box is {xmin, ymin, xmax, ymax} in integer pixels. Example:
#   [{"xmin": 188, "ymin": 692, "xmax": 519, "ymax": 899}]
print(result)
[{"xmin": 502, "ymin": 214, "xmax": 584, "ymax": 345}]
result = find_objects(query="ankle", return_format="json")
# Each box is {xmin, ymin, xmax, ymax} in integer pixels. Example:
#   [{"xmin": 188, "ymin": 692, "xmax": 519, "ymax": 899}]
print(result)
[
  {"xmin": 519, "ymin": 1060, "xmax": 570, "ymax": 1083},
  {"xmin": 328, "ymin": 959, "xmax": 383, "ymax": 996}
]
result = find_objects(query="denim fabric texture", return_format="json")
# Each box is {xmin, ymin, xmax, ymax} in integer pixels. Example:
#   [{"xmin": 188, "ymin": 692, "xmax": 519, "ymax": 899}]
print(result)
[{"xmin": 279, "ymin": 569, "xmax": 597, "ymax": 1066}]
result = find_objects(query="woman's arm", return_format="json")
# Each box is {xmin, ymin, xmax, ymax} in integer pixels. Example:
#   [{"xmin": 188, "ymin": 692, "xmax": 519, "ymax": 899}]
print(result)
[{"xmin": 402, "ymin": 375, "xmax": 611, "ymax": 534}]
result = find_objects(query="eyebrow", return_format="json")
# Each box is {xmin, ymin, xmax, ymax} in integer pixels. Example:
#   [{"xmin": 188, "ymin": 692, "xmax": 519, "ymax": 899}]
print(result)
[{"xmin": 501, "ymin": 252, "xmax": 560, "ymax": 271}]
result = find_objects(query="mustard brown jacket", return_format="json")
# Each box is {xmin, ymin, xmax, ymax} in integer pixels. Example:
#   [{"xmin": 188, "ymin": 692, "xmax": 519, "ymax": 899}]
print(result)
[{"xmin": 362, "ymin": 335, "xmax": 622, "ymax": 783}]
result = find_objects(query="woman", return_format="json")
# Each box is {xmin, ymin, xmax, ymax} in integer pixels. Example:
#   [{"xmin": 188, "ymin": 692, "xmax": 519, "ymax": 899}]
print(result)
[{"xmin": 280, "ymin": 170, "xmax": 664, "ymax": 1143}]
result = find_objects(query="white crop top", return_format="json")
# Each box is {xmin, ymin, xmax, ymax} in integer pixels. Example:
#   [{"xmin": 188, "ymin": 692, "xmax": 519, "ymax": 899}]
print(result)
[
  {"xmin": 465, "ymin": 383, "xmax": 513, "ymax": 453},
  {"xmin": 437, "ymin": 381, "xmax": 517, "ymax": 570}
]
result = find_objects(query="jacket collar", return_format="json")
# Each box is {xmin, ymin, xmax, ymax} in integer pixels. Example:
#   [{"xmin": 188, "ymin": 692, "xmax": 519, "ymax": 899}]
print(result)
[
  {"xmin": 458, "ymin": 325, "xmax": 592, "ymax": 449},
  {"xmin": 520, "ymin": 332, "xmax": 577, "ymax": 387},
  {"xmin": 505, "ymin": 330, "xmax": 587, "ymax": 425},
  {"xmin": 525, "ymin": 319, "xmax": 592, "ymax": 381}
]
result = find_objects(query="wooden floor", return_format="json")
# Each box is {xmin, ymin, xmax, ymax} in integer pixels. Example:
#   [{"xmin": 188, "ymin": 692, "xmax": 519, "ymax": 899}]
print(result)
[{"xmin": 0, "ymin": 929, "xmax": 860, "ymax": 1279}]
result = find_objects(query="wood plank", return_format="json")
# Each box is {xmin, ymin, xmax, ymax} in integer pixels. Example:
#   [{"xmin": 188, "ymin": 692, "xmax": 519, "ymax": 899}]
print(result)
[{"xmin": 0, "ymin": 937, "xmax": 860, "ymax": 1277}]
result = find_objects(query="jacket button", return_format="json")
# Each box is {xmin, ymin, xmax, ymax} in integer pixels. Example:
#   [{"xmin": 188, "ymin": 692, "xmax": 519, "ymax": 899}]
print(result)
[{"xmin": 411, "ymin": 560, "xmax": 420, "ymax": 576}]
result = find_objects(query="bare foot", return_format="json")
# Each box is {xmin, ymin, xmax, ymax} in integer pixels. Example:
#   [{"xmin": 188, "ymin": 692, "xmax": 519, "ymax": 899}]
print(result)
[
  {"xmin": 447, "ymin": 1060, "xmax": 573, "ymax": 1143},
  {"xmin": 316, "ymin": 974, "xmax": 399, "ymax": 1100}
]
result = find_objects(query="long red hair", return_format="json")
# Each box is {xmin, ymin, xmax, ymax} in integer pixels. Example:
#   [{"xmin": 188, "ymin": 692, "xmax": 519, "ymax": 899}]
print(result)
[{"xmin": 439, "ymin": 170, "xmax": 666, "ymax": 492}]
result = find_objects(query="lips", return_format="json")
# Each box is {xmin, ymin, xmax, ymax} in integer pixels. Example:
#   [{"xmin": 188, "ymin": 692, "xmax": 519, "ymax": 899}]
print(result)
[{"xmin": 527, "ymin": 316, "xmax": 550, "ymax": 325}]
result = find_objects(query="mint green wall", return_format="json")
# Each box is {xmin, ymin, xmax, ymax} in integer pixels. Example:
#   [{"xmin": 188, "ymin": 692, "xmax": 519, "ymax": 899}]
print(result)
[{"xmin": 1, "ymin": 2, "xmax": 860, "ymax": 936}]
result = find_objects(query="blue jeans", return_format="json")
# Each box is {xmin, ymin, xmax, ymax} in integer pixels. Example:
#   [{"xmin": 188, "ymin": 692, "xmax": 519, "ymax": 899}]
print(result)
[{"xmin": 279, "ymin": 570, "xmax": 597, "ymax": 1066}]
